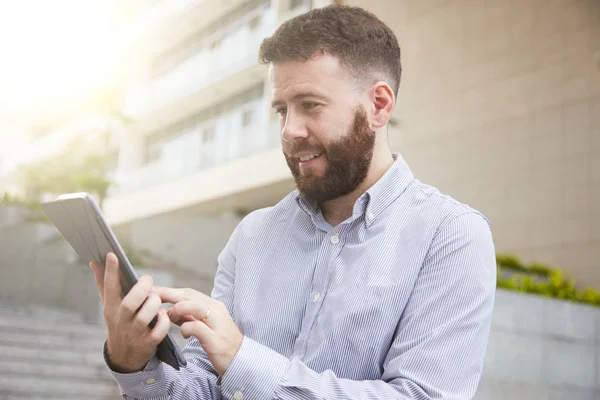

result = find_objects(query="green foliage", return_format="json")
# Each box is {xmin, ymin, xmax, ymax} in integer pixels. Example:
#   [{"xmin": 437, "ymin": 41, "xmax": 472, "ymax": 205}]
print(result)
[
  {"xmin": 496, "ymin": 254, "xmax": 527, "ymax": 272},
  {"xmin": 497, "ymin": 253, "xmax": 600, "ymax": 307},
  {"xmin": 1, "ymin": 130, "xmax": 119, "ymax": 227},
  {"xmin": 496, "ymin": 254, "xmax": 551, "ymax": 276},
  {"xmin": 17, "ymin": 133, "xmax": 117, "ymax": 210},
  {"xmin": 124, "ymin": 246, "xmax": 146, "ymax": 268},
  {"xmin": 0, "ymin": 192, "xmax": 51, "ymax": 224}
]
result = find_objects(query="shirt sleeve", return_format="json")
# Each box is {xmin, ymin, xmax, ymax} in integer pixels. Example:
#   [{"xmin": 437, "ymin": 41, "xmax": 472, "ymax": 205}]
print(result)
[
  {"xmin": 106, "ymin": 339, "xmax": 222, "ymax": 400},
  {"xmin": 105, "ymin": 215, "xmax": 246, "ymax": 400},
  {"xmin": 218, "ymin": 211, "xmax": 497, "ymax": 400}
]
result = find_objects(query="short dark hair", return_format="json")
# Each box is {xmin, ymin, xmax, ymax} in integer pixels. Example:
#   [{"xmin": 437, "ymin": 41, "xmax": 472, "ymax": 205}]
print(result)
[{"xmin": 258, "ymin": 5, "xmax": 401, "ymax": 97}]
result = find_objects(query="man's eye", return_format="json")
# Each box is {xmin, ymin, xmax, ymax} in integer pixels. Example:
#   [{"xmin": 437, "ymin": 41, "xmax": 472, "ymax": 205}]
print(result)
[
  {"xmin": 303, "ymin": 103, "xmax": 317, "ymax": 110},
  {"xmin": 275, "ymin": 108, "xmax": 287, "ymax": 116}
]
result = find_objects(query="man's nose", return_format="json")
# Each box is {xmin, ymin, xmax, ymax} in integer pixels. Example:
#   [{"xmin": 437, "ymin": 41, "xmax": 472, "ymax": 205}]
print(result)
[{"xmin": 281, "ymin": 112, "xmax": 309, "ymax": 143}]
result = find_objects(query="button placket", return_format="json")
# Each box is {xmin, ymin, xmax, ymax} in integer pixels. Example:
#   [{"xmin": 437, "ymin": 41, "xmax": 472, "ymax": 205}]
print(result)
[
  {"xmin": 297, "ymin": 229, "xmax": 344, "ymax": 361},
  {"xmin": 233, "ymin": 391, "xmax": 243, "ymax": 400}
]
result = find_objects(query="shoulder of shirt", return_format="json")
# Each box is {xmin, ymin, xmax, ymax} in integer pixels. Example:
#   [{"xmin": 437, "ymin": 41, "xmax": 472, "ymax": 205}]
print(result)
[
  {"xmin": 235, "ymin": 190, "xmax": 300, "ymax": 233},
  {"xmin": 407, "ymin": 178, "xmax": 492, "ymax": 233}
]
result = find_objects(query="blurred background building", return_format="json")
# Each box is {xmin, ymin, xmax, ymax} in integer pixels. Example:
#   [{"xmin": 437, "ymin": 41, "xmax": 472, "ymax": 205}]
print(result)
[
  {"xmin": 24, "ymin": 0, "xmax": 596, "ymax": 288},
  {"xmin": 0, "ymin": 0, "xmax": 598, "ymax": 398}
]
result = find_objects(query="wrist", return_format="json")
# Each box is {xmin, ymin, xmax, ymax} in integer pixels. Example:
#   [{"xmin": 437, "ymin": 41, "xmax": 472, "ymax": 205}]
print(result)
[
  {"xmin": 216, "ymin": 333, "xmax": 244, "ymax": 376},
  {"xmin": 104, "ymin": 341, "xmax": 146, "ymax": 374}
]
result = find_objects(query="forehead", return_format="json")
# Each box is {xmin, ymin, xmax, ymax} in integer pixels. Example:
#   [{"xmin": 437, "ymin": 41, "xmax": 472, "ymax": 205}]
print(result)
[{"xmin": 269, "ymin": 53, "xmax": 354, "ymax": 100}]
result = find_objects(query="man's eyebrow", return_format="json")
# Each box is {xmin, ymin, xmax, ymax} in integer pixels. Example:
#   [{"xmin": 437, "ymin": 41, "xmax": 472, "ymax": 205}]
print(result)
[{"xmin": 271, "ymin": 92, "xmax": 329, "ymax": 108}]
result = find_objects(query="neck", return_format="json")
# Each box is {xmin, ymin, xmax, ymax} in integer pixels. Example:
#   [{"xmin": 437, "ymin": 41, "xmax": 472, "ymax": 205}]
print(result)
[{"xmin": 321, "ymin": 149, "xmax": 394, "ymax": 226}]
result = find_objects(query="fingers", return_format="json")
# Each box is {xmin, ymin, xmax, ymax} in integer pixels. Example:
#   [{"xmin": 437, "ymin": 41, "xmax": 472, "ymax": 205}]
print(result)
[
  {"xmin": 181, "ymin": 320, "xmax": 213, "ymax": 340},
  {"xmin": 148, "ymin": 309, "xmax": 171, "ymax": 344},
  {"xmin": 167, "ymin": 307, "xmax": 196, "ymax": 327},
  {"xmin": 121, "ymin": 275, "xmax": 154, "ymax": 319},
  {"xmin": 152, "ymin": 286, "xmax": 188, "ymax": 304},
  {"xmin": 154, "ymin": 286, "xmax": 212, "ymax": 305},
  {"xmin": 89, "ymin": 261, "xmax": 105, "ymax": 303},
  {"xmin": 103, "ymin": 253, "xmax": 122, "ymax": 312},
  {"xmin": 174, "ymin": 300, "xmax": 216, "ymax": 329},
  {"xmin": 134, "ymin": 293, "xmax": 162, "ymax": 328}
]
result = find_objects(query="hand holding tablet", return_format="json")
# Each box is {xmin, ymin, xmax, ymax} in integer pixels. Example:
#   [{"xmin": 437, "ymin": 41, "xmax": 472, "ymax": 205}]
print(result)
[{"xmin": 41, "ymin": 193, "xmax": 187, "ymax": 371}]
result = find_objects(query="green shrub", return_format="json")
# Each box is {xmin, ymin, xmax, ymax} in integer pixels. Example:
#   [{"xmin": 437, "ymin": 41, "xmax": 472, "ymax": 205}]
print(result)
[
  {"xmin": 496, "ymin": 254, "xmax": 527, "ymax": 272},
  {"xmin": 0, "ymin": 192, "xmax": 51, "ymax": 224},
  {"xmin": 496, "ymin": 253, "xmax": 600, "ymax": 307},
  {"xmin": 528, "ymin": 261, "xmax": 552, "ymax": 276}
]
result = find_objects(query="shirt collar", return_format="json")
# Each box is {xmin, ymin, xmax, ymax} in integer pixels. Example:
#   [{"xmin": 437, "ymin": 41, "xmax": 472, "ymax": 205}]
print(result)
[
  {"xmin": 362, "ymin": 152, "xmax": 414, "ymax": 226},
  {"xmin": 295, "ymin": 153, "xmax": 414, "ymax": 227}
]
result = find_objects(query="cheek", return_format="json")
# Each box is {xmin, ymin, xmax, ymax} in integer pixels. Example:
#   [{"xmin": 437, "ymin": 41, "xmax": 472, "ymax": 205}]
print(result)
[{"xmin": 309, "ymin": 117, "xmax": 346, "ymax": 147}]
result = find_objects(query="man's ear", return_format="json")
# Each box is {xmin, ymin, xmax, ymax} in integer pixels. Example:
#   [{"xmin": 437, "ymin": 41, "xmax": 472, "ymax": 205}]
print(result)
[{"xmin": 369, "ymin": 82, "xmax": 395, "ymax": 129}]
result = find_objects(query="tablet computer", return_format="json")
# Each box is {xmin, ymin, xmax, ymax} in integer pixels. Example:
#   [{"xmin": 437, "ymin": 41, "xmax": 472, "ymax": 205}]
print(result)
[{"xmin": 41, "ymin": 192, "xmax": 187, "ymax": 371}]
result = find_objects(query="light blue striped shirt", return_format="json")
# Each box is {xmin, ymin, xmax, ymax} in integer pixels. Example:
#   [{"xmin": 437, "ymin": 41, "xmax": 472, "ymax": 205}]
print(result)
[{"xmin": 108, "ymin": 153, "xmax": 497, "ymax": 399}]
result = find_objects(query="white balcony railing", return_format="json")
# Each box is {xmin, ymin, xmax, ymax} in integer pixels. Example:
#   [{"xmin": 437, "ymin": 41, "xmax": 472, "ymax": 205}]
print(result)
[
  {"xmin": 128, "ymin": 0, "xmax": 205, "ymax": 44},
  {"xmin": 111, "ymin": 118, "xmax": 282, "ymax": 196},
  {"xmin": 124, "ymin": 6, "xmax": 277, "ymax": 118}
]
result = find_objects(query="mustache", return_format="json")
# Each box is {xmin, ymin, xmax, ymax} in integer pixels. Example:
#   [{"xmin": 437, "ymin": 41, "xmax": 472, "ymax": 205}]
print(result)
[{"xmin": 284, "ymin": 141, "xmax": 325, "ymax": 157}]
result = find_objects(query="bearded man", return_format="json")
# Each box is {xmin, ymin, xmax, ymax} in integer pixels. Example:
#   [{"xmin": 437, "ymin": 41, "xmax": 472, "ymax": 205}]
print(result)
[{"xmin": 91, "ymin": 5, "xmax": 497, "ymax": 400}]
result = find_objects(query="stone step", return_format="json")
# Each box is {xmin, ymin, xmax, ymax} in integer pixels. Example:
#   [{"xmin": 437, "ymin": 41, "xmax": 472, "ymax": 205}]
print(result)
[
  {"xmin": 0, "ymin": 315, "xmax": 107, "ymax": 340},
  {"xmin": 1, "ymin": 396, "xmax": 115, "ymax": 400},
  {"xmin": 0, "ymin": 375, "xmax": 118, "ymax": 399},
  {"xmin": 0, "ymin": 359, "xmax": 113, "ymax": 382},
  {"xmin": 0, "ymin": 343, "xmax": 105, "ymax": 367},
  {"xmin": 0, "ymin": 394, "xmax": 117, "ymax": 400},
  {"xmin": 0, "ymin": 330, "xmax": 105, "ymax": 351},
  {"xmin": 0, "ymin": 329, "xmax": 189, "ymax": 359},
  {"xmin": 0, "ymin": 301, "xmax": 88, "ymax": 324}
]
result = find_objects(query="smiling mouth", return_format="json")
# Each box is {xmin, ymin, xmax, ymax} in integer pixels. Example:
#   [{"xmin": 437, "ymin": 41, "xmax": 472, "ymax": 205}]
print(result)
[{"xmin": 298, "ymin": 153, "xmax": 322, "ymax": 162}]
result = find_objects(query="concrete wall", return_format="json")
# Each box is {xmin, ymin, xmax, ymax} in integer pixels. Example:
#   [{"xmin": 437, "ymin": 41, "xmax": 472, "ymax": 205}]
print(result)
[
  {"xmin": 127, "ymin": 213, "xmax": 241, "ymax": 280},
  {"xmin": 0, "ymin": 205, "xmax": 220, "ymax": 323},
  {"xmin": 476, "ymin": 289, "xmax": 600, "ymax": 399},
  {"xmin": 340, "ymin": 0, "xmax": 600, "ymax": 287},
  {"xmin": 0, "ymin": 206, "xmax": 101, "ymax": 323}
]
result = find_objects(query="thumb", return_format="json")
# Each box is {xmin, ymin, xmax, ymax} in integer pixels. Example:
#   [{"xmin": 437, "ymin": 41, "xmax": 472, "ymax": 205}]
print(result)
[{"xmin": 89, "ymin": 261, "xmax": 105, "ymax": 303}]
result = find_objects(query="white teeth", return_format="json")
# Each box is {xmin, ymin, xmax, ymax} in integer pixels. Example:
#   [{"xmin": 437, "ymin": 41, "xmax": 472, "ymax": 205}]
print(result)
[{"xmin": 299, "ymin": 153, "xmax": 321, "ymax": 162}]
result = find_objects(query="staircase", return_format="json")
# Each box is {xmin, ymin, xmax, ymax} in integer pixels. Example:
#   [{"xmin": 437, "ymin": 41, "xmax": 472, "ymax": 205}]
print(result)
[
  {"xmin": 0, "ymin": 204, "xmax": 195, "ymax": 398},
  {"xmin": 0, "ymin": 302, "xmax": 120, "ymax": 399}
]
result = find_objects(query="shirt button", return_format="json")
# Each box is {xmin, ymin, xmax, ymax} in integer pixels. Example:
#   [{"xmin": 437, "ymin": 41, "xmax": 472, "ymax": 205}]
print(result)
[
  {"xmin": 145, "ymin": 378, "xmax": 156, "ymax": 385},
  {"xmin": 312, "ymin": 293, "xmax": 320, "ymax": 303},
  {"xmin": 367, "ymin": 212, "xmax": 375, "ymax": 220},
  {"xmin": 330, "ymin": 234, "xmax": 339, "ymax": 244},
  {"xmin": 292, "ymin": 355, "xmax": 300, "ymax": 361},
  {"xmin": 233, "ymin": 391, "xmax": 243, "ymax": 400}
]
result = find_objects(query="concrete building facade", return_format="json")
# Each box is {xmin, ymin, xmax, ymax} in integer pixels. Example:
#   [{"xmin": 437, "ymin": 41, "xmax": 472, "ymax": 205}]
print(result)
[
  {"xmin": 339, "ymin": 0, "xmax": 600, "ymax": 287},
  {"xmin": 100, "ymin": 0, "xmax": 600, "ymax": 287},
  {"xmin": 1, "ymin": 1, "xmax": 599, "ymax": 285}
]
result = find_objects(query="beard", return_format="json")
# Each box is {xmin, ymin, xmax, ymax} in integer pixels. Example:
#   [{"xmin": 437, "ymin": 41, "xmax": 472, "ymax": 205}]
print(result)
[{"xmin": 284, "ymin": 105, "xmax": 376, "ymax": 204}]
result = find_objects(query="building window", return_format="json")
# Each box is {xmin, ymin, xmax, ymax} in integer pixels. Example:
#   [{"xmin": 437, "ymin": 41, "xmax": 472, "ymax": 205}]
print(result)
[
  {"xmin": 242, "ymin": 109, "xmax": 254, "ymax": 127},
  {"xmin": 144, "ymin": 141, "xmax": 162, "ymax": 164},
  {"xmin": 249, "ymin": 15, "xmax": 260, "ymax": 31},
  {"xmin": 290, "ymin": 0, "xmax": 306, "ymax": 10},
  {"xmin": 210, "ymin": 36, "xmax": 223, "ymax": 50},
  {"xmin": 106, "ymin": 151, "xmax": 119, "ymax": 173},
  {"xmin": 202, "ymin": 126, "xmax": 215, "ymax": 144},
  {"xmin": 148, "ymin": 0, "xmax": 271, "ymax": 77}
]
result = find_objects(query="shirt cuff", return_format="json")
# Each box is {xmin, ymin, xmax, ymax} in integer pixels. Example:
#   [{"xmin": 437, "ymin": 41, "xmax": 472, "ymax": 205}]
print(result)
[
  {"xmin": 220, "ymin": 336, "xmax": 290, "ymax": 400},
  {"xmin": 103, "ymin": 341, "xmax": 169, "ymax": 398}
]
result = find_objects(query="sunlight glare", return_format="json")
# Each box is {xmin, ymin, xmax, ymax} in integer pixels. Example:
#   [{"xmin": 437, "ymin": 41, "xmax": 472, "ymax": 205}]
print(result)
[{"xmin": 0, "ymin": 0, "xmax": 134, "ymax": 119}]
